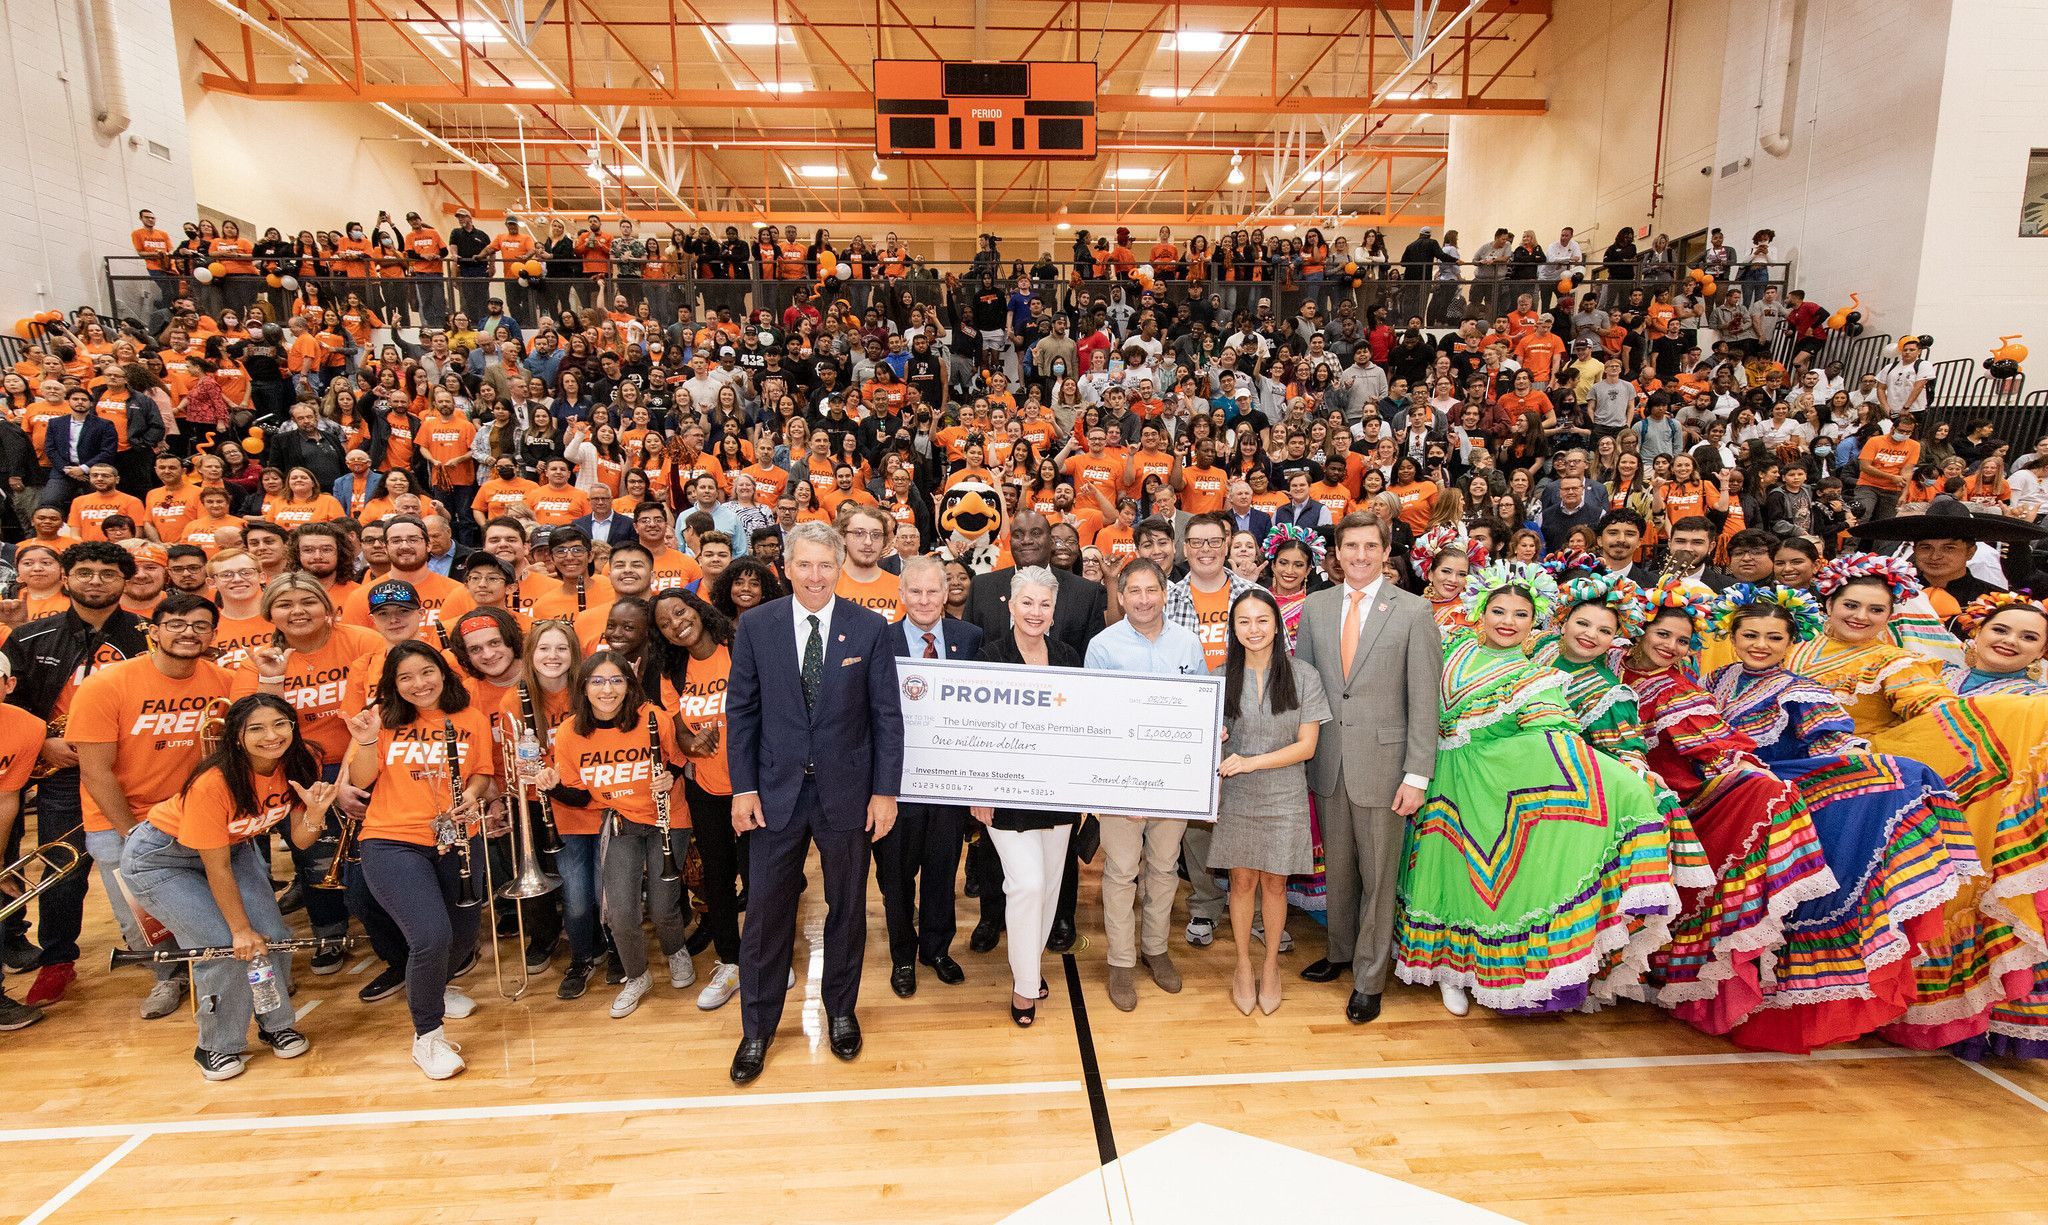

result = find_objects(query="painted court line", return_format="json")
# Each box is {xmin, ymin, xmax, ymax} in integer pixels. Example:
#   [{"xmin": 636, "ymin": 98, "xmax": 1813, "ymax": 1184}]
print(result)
[
  {"xmin": 19, "ymin": 1134, "xmax": 147, "ymax": 1225},
  {"xmin": 1956, "ymin": 1058, "xmax": 2048, "ymax": 1114},
  {"xmin": 294, "ymin": 999, "xmax": 322, "ymax": 1023},
  {"xmin": 0, "ymin": 1047, "xmax": 1952, "ymax": 1147}
]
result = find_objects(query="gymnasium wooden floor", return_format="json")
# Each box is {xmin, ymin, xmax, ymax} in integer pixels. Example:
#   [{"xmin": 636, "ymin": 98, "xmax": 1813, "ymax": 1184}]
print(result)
[{"xmin": 6, "ymin": 848, "xmax": 2048, "ymax": 1224}]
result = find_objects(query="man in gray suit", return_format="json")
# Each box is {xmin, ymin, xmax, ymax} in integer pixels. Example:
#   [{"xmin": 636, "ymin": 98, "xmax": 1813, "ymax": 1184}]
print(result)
[{"xmin": 1290, "ymin": 512, "xmax": 1443, "ymax": 1023}]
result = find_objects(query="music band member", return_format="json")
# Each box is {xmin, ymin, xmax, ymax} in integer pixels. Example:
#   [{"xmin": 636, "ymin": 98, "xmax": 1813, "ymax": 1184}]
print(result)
[
  {"xmin": 530, "ymin": 651, "xmax": 692, "ymax": 1020},
  {"xmin": 1, "ymin": 542, "xmax": 148, "ymax": 1008},
  {"xmin": 120, "ymin": 695, "xmax": 338, "ymax": 1080},
  {"xmin": 343, "ymin": 641, "xmax": 502, "ymax": 1081},
  {"xmin": 0, "ymin": 655, "xmax": 50, "ymax": 1030},
  {"xmin": 499, "ymin": 621, "xmax": 598, "ymax": 997}
]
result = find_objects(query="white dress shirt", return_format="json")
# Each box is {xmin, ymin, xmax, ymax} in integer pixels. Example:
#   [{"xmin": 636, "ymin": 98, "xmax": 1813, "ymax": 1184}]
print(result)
[
  {"xmin": 1338, "ymin": 577, "xmax": 1431, "ymax": 792},
  {"xmin": 792, "ymin": 595, "xmax": 837, "ymax": 659}
]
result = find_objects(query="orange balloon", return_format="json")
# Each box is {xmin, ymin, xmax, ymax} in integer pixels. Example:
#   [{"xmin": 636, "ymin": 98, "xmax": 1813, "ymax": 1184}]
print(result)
[
  {"xmin": 12, "ymin": 319, "xmax": 32, "ymax": 339},
  {"xmin": 818, "ymin": 250, "xmax": 838, "ymax": 276},
  {"xmin": 207, "ymin": 261, "xmax": 227, "ymax": 279},
  {"xmin": 243, "ymin": 438, "xmax": 264, "ymax": 455},
  {"xmin": 266, "ymin": 273, "xmax": 283, "ymax": 288},
  {"xmin": 524, "ymin": 259, "xmax": 545, "ymax": 277}
]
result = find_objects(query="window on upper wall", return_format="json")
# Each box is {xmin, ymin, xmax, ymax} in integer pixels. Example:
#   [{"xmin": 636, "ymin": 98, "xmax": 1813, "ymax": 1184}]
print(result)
[{"xmin": 2022, "ymin": 149, "xmax": 2048, "ymax": 238}]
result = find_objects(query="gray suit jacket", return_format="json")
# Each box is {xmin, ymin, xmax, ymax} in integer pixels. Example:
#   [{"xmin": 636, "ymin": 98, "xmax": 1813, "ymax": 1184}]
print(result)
[{"xmin": 1291, "ymin": 582, "xmax": 1442, "ymax": 806}]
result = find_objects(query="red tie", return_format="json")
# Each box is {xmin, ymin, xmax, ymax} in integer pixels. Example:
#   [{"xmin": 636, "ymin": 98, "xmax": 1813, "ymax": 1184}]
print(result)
[{"xmin": 922, "ymin": 632, "xmax": 939, "ymax": 659}]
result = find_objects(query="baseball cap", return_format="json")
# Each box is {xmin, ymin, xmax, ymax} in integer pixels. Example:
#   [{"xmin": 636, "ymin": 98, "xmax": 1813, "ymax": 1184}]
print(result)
[
  {"xmin": 366, "ymin": 580, "xmax": 422, "ymax": 612},
  {"xmin": 458, "ymin": 553, "xmax": 515, "ymax": 583},
  {"xmin": 1572, "ymin": 337, "xmax": 1593, "ymax": 349}
]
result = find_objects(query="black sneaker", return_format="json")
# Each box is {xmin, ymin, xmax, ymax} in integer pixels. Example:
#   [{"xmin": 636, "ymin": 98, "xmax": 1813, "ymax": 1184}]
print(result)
[
  {"xmin": 0, "ymin": 995, "xmax": 43, "ymax": 1031},
  {"xmin": 524, "ymin": 935, "xmax": 556, "ymax": 973},
  {"xmin": 685, "ymin": 923, "xmax": 713, "ymax": 955},
  {"xmin": 277, "ymin": 881, "xmax": 306, "ymax": 915},
  {"xmin": 557, "ymin": 959, "xmax": 593, "ymax": 1000},
  {"xmin": 195, "ymin": 1047, "xmax": 249, "ymax": 1082},
  {"xmin": 2, "ymin": 935, "xmax": 41, "ymax": 974},
  {"xmin": 257, "ymin": 1027, "xmax": 310, "ymax": 1059},
  {"xmin": 310, "ymin": 942, "xmax": 346, "ymax": 976},
  {"xmin": 358, "ymin": 965, "xmax": 406, "ymax": 1003},
  {"xmin": 604, "ymin": 951, "xmax": 626, "ymax": 985}
]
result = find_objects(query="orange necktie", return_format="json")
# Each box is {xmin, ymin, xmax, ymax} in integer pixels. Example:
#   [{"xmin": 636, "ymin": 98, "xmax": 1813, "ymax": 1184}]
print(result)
[{"xmin": 1340, "ymin": 589, "xmax": 1367, "ymax": 676}]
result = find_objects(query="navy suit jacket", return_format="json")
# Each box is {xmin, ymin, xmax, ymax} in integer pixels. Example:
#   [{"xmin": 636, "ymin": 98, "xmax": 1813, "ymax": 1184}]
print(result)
[
  {"xmin": 889, "ymin": 615, "xmax": 984, "ymax": 662},
  {"xmin": 572, "ymin": 513, "xmax": 637, "ymax": 546},
  {"xmin": 42, "ymin": 413, "xmax": 117, "ymax": 473},
  {"xmin": 726, "ymin": 595, "xmax": 904, "ymax": 832},
  {"xmin": 1227, "ymin": 507, "xmax": 1273, "ymax": 541}
]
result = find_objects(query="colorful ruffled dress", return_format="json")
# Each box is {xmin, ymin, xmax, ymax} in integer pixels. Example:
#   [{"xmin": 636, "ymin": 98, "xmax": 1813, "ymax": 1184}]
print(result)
[
  {"xmin": 1706, "ymin": 663, "xmax": 1976, "ymax": 1052},
  {"xmin": 1787, "ymin": 634, "xmax": 2048, "ymax": 1052},
  {"xmin": 1395, "ymin": 632, "xmax": 1683, "ymax": 1012},
  {"xmin": 1429, "ymin": 595, "xmax": 1472, "ymax": 634},
  {"xmin": 1622, "ymin": 662, "xmax": 1835, "ymax": 1034}
]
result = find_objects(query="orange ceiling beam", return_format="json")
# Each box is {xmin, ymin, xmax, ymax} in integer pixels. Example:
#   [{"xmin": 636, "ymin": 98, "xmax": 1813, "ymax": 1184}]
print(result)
[{"xmin": 197, "ymin": 75, "xmax": 1544, "ymax": 116}]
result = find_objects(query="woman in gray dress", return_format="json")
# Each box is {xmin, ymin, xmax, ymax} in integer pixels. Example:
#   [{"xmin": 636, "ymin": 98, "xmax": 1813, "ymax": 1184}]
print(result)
[{"xmin": 1211, "ymin": 588, "xmax": 1331, "ymax": 1016}]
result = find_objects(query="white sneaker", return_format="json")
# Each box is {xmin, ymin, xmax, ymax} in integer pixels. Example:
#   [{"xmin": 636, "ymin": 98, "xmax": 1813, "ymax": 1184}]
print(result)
[
  {"xmin": 140, "ymin": 977, "xmax": 187, "ymax": 1020},
  {"xmin": 787, "ymin": 967, "xmax": 796, "ymax": 989},
  {"xmin": 1440, "ymin": 982, "xmax": 1471, "ymax": 1017},
  {"xmin": 1250, "ymin": 920, "xmax": 1295, "ymax": 953},
  {"xmin": 667, "ymin": 949, "xmax": 697, "ymax": 990},
  {"xmin": 442, "ymin": 986, "xmax": 477, "ymax": 1020},
  {"xmin": 412, "ymin": 1028, "xmax": 466, "ymax": 1080},
  {"xmin": 610, "ymin": 972, "xmax": 653, "ymax": 1018},
  {"xmin": 696, "ymin": 961, "xmax": 741, "ymax": 1011},
  {"xmin": 1184, "ymin": 916, "xmax": 1215, "ymax": 947}
]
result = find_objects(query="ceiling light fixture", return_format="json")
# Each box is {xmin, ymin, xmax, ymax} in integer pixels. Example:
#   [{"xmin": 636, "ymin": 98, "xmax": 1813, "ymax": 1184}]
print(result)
[
  {"xmin": 722, "ymin": 23, "xmax": 780, "ymax": 45},
  {"xmin": 1166, "ymin": 30, "xmax": 1225, "ymax": 52}
]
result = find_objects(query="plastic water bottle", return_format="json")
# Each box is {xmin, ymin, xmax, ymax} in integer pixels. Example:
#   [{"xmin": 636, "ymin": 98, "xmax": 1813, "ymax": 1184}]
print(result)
[
  {"xmin": 517, "ymin": 725, "xmax": 542, "ymax": 784},
  {"xmin": 247, "ymin": 953, "xmax": 283, "ymax": 1014}
]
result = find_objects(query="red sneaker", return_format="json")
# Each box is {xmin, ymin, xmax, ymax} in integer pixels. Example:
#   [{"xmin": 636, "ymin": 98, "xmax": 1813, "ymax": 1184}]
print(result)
[{"xmin": 23, "ymin": 962, "xmax": 76, "ymax": 1007}]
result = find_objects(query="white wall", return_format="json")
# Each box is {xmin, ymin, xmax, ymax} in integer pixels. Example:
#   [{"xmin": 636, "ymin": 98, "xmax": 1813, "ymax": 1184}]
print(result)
[
  {"xmin": 1708, "ymin": 0, "xmax": 1953, "ymax": 339},
  {"xmin": 1911, "ymin": 0, "xmax": 2048, "ymax": 362},
  {"xmin": 0, "ymin": 0, "xmax": 196, "ymax": 321},
  {"xmin": 1443, "ymin": 0, "xmax": 1726, "ymax": 250}
]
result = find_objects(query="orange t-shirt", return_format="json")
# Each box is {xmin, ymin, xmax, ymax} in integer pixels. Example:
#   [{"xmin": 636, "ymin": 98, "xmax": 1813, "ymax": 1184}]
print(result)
[
  {"xmin": 497, "ymin": 682, "xmax": 602, "ymax": 837},
  {"xmin": 380, "ymin": 410, "xmax": 417, "ymax": 474},
  {"xmin": 1656, "ymin": 480, "xmax": 1717, "ymax": 524},
  {"xmin": 406, "ymin": 227, "xmax": 446, "ymax": 274},
  {"xmin": 1180, "ymin": 466, "xmax": 1227, "ymax": 515},
  {"xmin": 67, "ymin": 490, "xmax": 146, "ymax": 541},
  {"xmin": 1308, "ymin": 482, "xmax": 1354, "ymax": 522},
  {"xmin": 528, "ymin": 484, "xmax": 592, "ymax": 526},
  {"xmin": 229, "ymin": 623, "xmax": 384, "ymax": 766},
  {"xmin": 338, "ymin": 568, "xmax": 466, "ymax": 632},
  {"xmin": 270, "ymin": 495, "xmax": 345, "ymax": 529},
  {"xmin": 1392, "ymin": 480, "xmax": 1439, "ymax": 534},
  {"xmin": 1857, "ymin": 436, "xmax": 1920, "ymax": 492},
  {"xmin": 1096, "ymin": 524, "xmax": 1136, "ymax": 560},
  {"xmin": 487, "ymin": 232, "xmax": 537, "ymax": 275},
  {"xmin": 357, "ymin": 707, "xmax": 499, "ymax": 848},
  {"xmin": 179, "ymin": 515, "xmax": 244, "ymax": 554},
  {"xmin": 0, "ymin": 704, "xmax": 47, "ymax": 794},
  {"xmin": 658, "ymin": 648, "xmax": 732, "ymax": 796},
  {"xmin": 1187, "ymin": 581, "xmax": 1233, "ymax": 670},
  {"xmin": 211, "ymin": 612, "xmax": 279, "ymax": 675},
  {"xmin": 836, "ymin": 569, "xmax": 902, "ymax": 616},
  {"xmin": 739, "ymin": 462, "xmax": 789, "ymax": 504},
  {"xmin": 144, "ymin": 484, "xmax": 199, "ymax": 541},
  {"xmin": 1514, "ymin": 334, "xmax": 1566, "ymax": 383},
  {"xmin": 419, "ymin": 413, "xmax": 479, "ymax": 488},
  {"xmin": 1064, "ymin": 452, "xmax": 1124, "ymax": 509},
  {"xmin": 530, "ymin": 574, "xmax": 616, "ymax": 623},
  {"xmin": 146, "ymin": 765, "xmax": 294, "ymax": 849},
  {"xmin": 551, "ymin": 705, "xmax": 689, "ymax": 828},
  {"xmin": 1123, "ymin": 448, "xmax": 1176, "ymax": 499},
  {"xmin": 132, "ymin": 228, "xmax": 173, "ymax": 272},
  {"xmin": 646, "ymin": 548, "xmax": 704, "ymax": 594},
  {"xmin": 66, "ymin": 655, "xmax": 232, "ymax": 832},
  {"xmin": 473, "ymin": 477, "xmax": 542, "ymax": 521}
]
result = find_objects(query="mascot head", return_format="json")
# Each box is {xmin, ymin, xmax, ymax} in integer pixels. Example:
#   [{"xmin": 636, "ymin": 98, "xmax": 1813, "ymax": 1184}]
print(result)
[{"xmin": 937, "ymin": 478, "xmax": 1006, "ymax": 574}]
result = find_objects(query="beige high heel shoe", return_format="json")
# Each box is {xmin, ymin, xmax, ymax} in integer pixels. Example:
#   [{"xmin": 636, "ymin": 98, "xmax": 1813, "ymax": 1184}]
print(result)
[
  {"xmin": 1258, "ymin": 964, "xmax": 1283, "ymax": 1015},
  {"xmin": 1231, "ymin": 964, "xmax": 1256, "ymax": 1015}
]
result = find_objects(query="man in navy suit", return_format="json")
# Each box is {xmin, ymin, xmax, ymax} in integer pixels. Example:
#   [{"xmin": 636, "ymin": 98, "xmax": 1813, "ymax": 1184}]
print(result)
[
  {"xmin": 39, "ymin": 389, "xmax": 118, "ymax": 509},
  {"xmin": 877, "ymin": 554, "xmax": 983, "ymax": 998},
  {"xmin": 1224, "ymin": 478, "xmax": 1273, "ymax": 542},
  {"xmin": 570, "ymin": 484, "xmax": 636, "ymax": 546},
  {"xmin": 725, "ymin": 521, "xmax": 905, "ymax": 1084}
]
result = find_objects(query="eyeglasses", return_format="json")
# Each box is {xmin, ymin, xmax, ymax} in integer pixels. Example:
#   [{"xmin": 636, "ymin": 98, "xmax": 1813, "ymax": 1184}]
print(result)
[
  {"xmin": 586, "ymin": 675, "xmax": 629, "ymax": 689},
  {"xmin": 551, "ymin": 545, "xmax": 588, "ymax": 557},
  {"xmin": 154, "ymin": 619, "xmax": 213, "ymax": 635}
]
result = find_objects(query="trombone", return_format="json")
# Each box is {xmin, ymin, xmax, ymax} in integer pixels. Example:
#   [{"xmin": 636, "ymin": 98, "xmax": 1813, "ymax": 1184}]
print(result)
[{"xmin": 477, "ymin": 714, "xmax": 561, "ymax": 1001}]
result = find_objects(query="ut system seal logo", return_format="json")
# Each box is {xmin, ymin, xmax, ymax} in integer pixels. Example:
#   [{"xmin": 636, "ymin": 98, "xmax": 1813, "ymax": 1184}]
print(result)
[{"xmin": 901, "ymin": 675, "xmax": 929, "ymax": 701}]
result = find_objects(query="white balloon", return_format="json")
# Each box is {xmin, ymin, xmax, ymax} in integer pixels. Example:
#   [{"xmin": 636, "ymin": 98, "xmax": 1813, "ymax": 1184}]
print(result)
[
  {"xmin": 828, "ymin": 267, "xmax": 844, "ymax": 282},
  {"xmin": 1137, "ymin": 264, "xmax": 1154, "ymax": 280},
  {"xmin": 280, "ymin": 276, "xmax": 299, "ymax": 292},
  {"xmin": 757, "ymin": 331, "xmax": 774, "ymax": 347},
  {"xmin": 193, "ymin": 266, "xmax": 215, "ymax": 284}
]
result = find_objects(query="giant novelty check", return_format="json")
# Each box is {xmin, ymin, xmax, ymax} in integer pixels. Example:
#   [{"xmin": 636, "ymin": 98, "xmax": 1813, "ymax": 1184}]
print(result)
[{"xmin": 895, "ymin": 658, "xmax": 1224, "ymax": 820}]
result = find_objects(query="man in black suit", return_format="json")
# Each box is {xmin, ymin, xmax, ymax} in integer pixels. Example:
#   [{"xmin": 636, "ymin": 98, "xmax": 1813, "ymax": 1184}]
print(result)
[
  {"xmin": 963, "ymin": 510, "xmax": 1105, "ymax": 952},
  {"xmin": 1224, "ymin": 478, "xmax": 1273, "ymax": 543},
  {"xmin": 1659, "ymin": 515, "xmax": 1735, "ymax": 591},
  {"xmin": 878, "ymin": 554, "xmax": 983, "ymax": 997},
  {"xmin": 724, "ymin": 521, "xmax": 904, "ymax": 1085},
  {"xmin": 38, "ymin": 389, "xmax": 117, "ymax": 509},
  {"xmin": 571, "ymin": 483, "xmax": 636, "ymax": 546},
  {"xmin": 1594, "ymin": 509, "xmax": 1661, "ymax": 587}
]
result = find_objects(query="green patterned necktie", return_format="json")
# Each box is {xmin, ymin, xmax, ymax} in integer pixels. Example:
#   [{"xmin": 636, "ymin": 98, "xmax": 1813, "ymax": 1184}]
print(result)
[{"xmin": 802, "ymin": 613, "xmax": 823, "ymax": 709}]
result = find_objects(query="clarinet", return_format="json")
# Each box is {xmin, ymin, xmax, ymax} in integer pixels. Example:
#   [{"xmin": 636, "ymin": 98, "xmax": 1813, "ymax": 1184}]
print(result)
[
  {"xmin": 648, "ymin": 709, "xmax": 681, "ymax": 883},
  {"xmin": 444, "ymin": 716, "xmax": 482, "ymax": 908},
  {"xmin": 576, "ymin": 577, "xmax": 587, "ymax": 613}
]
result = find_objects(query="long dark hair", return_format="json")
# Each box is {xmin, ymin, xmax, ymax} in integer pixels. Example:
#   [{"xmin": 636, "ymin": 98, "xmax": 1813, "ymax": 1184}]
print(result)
[
  {"xmin": 183, "ymin": 694, "xmax": 322, "ymax": 815},
  {"xmin": 649, "ymin": 587, "xmax": 734, "ymax": 698},
  {"xmin": 1223, "ymin": 588, "xmax": 1299, "ymax": 719},
  {"xmin": 569, "ymin": 649, "xmax": 653, "ymax": 735},
  {"xmin": 377, "ymin": 639, "xmax": 471, "ymax": 728}
]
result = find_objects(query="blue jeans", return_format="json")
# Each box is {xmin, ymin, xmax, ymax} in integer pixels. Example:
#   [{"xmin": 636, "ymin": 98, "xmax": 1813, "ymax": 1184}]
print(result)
[
  {"xmin": 84, "ymin": 828, "xmax": 175, "ymax": 983},
  {"xmin": 359, "ymin": 837, "xmax": 482, "ymax": 1036},
  {"xmin": 554, "ymin": 832, "xmax": 602, "ymax": 964},
  {"xmin": 121, "ymin": 825, "xmax": 296, "ymax": 1054}
]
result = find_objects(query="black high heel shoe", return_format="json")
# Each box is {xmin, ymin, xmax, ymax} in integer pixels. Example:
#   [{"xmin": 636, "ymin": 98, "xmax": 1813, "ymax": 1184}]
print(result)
[{"xmin": 1012, "ymin": 996, "xmax": 1037, "ymax": 1027}]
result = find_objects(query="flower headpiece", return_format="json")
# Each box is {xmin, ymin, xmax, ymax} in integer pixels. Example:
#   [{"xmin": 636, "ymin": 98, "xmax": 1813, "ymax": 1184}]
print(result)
[
  {"xmin": 1552, "ymin": 573, "xmax": 1650, "ymax": 640},
  {"xmin": 1815, "ymin": 551, "xmax": 1924, "ymax": 605},
  {"xmin": 1954, "ymin": 590, "xmax": 2048, "ymax": 640},
  {"xmin": 1409, "ymin": 524, "xmax": 1487, "ymax": 579},
  {"xmin": 1462, "ymin": 560, "xmax": 1562, "ymax": 624},
  {"xmin": 1641, "ymin": 577, "xmax": 1718, "ymax": 651},
  {"xmin": 1261, "ymin": 522, "xmax": 1326, "ymax": 564},
  {"xmin": 1711, "ymin": 582, "xmax": 1825, "ymax": 643},
  {"xmin": 1540, "ymin": 549, "xmax": 1599, "ymax": 580}
]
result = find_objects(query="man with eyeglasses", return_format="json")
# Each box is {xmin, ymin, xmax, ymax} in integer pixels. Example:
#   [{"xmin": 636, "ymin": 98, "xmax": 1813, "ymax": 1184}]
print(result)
[
  {"xmin": 1162, "ymin": 511, "xmax": 1265, "ymax": 957},
  {"xmin": 1, "ymin": 543, "xmax": 154, "ymax": 1008},
  {"xmin": 337, "ymin": 516, "xmax": 463, "ymax": 632},
  {"xmin": 834, "ymin": 506, "xmax": 901, "ymax": 614}
]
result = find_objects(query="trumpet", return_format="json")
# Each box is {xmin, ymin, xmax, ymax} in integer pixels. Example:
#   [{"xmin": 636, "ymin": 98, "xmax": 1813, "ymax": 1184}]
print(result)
[
  {"xmin": 311, "ymin": 809, "xmax": 363, "ymax": 892},
  {"xmin": 110, "ymin": 935, "xmax": 356, "ymax": 969},
  {"xmin": 199, "ymin": 697, "xmax": 231, "ymax": 757},
  {"xmin": 648, "ymin": 710, "xmax": 682, "ymax": 884}
]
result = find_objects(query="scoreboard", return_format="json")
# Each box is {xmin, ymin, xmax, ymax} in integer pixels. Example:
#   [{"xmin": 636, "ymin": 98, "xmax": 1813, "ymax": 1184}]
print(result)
[{"xmin": 873, "ymin": 60, "xmax": 1097, "ymax": 160}]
